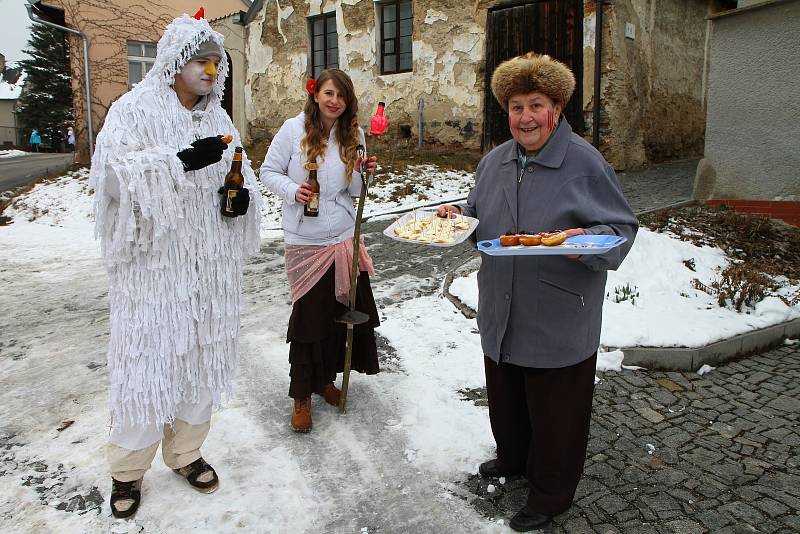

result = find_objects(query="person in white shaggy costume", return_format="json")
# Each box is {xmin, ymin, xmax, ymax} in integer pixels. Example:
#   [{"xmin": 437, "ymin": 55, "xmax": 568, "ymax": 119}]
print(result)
[{"xmin": 89, "ymin": 9, "xmax": 262, "ymax": 518}]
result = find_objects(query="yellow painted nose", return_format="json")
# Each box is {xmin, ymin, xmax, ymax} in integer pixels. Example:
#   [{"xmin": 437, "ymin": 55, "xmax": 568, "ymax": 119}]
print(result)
[{"xmin": 205, "ymin": 62, "xmax": 217, "ymax": 77}]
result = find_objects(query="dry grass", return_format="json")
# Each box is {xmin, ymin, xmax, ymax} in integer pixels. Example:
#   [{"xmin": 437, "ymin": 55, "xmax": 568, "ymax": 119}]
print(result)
[{"xmin": 641, "ymin": 204, "xmax": 800, "ymax": 309}]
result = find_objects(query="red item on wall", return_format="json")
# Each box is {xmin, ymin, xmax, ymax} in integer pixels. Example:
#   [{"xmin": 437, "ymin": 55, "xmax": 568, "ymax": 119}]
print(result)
[{"xmin": 370, "ymin": 102, "xmax": 388, "ymax": 136}]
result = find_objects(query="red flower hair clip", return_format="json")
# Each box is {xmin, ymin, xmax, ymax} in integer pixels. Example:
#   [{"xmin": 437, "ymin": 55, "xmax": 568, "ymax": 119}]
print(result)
[{"xmin": 306, "ymin": 78, "xmax": 317, "ymax": 95}]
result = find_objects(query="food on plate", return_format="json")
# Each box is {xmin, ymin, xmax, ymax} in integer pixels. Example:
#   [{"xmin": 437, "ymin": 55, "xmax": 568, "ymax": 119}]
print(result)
[
  {"xmin": 392, "ymin": 212, "xmax": 471, "ymax": 244},
  {"xmin": 499, "ymin": 233, "xmax": 520, "ymax": 246},
  {"xmin": 540, "ymin": 231, "xmax": 568, "ymax": 246},
  {"xmin": 518, "ymin": 233, "xmax": 542, "ymax": 246}
]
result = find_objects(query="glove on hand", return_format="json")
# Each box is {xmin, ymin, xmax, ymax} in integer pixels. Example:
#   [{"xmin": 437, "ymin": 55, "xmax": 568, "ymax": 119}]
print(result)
[
  {"xmin": 177, "ymin": 136, "xmax": 228, "ymax": 171},
  {"xmin": 217, "ymin": 187, "xmax": 250, "ymax": 217}
]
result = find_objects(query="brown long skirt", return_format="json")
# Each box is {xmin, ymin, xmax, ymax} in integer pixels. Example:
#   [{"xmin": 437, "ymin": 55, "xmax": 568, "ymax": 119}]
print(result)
[{"xmin": 286, "ymin": 265, "xmax": 380, "ymax": 399}]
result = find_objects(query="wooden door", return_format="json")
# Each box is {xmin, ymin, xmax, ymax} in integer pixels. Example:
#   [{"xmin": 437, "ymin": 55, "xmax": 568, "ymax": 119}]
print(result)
[{"xmin": 483, "ymin": 0, "xmax": 584, "ymax": 150}]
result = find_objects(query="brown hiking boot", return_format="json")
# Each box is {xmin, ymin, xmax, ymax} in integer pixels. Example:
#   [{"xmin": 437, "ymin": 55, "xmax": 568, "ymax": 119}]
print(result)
[
  {"xmin": 321, "ymin": 382, "xmax": 341, "ymax": 406},
  {"xmin": 291, "ymin": 397, "xmax": 312, "ymax": 432}
]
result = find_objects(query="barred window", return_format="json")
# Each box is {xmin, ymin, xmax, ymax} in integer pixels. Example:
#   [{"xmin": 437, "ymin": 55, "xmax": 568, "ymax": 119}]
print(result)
[
  {"xmin": 309, "ymin": 12, "xmax": 338, "ymax": 78},
  {"xmin": 379, "ymin": 0, "xmax": 412, "ymax": 75},
  {"xmin": 127, "ymin": 41, "xmax": 156, "ymax": 89}
]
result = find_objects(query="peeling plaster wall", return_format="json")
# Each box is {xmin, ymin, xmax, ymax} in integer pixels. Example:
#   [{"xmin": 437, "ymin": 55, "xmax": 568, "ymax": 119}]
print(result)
[
  {"xmin": 246, "ymin": 0, "xmax": 707, "ymax": 169},
  {"xmin": 246, "ymin": 0, "xmax": 486, "ymax": 147},
  {"xmin": 593, "ymin": 0, "xmax": 707, "ymax": 169}
]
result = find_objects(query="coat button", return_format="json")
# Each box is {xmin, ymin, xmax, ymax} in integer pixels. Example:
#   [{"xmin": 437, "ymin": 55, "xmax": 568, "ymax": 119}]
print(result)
[
  {"xmin": 504, "ymin": 293, "xmax": 510, "ymax": 300},
  {"xmin": 502, "ymin": 354, "xmax": 510, "ymax": 362}
]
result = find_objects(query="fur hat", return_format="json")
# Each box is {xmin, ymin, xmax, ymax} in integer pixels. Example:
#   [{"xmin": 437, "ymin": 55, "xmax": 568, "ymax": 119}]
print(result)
[{"xmin": 491, "ymin": 52, "xmax": 575, "ymax": 111}]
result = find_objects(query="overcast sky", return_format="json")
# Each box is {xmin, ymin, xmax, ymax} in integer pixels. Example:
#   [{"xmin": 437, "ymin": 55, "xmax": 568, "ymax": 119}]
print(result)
[{"xmin": 0, "ymin": 0, "xmax": 33, "ymax": 64}]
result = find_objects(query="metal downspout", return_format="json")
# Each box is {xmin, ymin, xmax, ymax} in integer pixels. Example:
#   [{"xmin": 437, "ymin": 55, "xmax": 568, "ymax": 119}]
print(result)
[
  {"xmin": 592, "ymin": 0, "xmax": 604, "ymax": 148},
  {"xmin": 25, "ymin": 3, "xmax": 94, "ymax": 156}
]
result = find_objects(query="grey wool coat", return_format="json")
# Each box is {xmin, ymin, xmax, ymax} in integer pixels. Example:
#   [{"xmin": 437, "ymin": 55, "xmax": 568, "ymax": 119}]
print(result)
[{"xmin": 461, "ymin": 120, "xmax": 638, "ymax": 368}]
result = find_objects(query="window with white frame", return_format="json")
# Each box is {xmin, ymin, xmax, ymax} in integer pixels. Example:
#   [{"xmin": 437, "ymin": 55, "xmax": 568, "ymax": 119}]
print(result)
[
  {"xmin": 309, "ymin": 12, "xmax": 339, "ymax": 78},
  {"xmin": 379, "ymin": 0, "xmax": 412, "ymax": 75},
  {"xmin": 127, "ymin": 41, "xmax": 157, "ymax": 89}
]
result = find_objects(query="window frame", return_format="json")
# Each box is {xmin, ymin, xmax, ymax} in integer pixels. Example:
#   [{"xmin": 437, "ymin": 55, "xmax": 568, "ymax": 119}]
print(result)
[
  {"xmin": 127, "ymin": 40, "xmax": 157, "ymax": 89},
  {"xmin": 379, "ymin": 0, "xmax": 413, "ymax": 75},
  {"xmin": 308, "ymin": 11, "xmax": 339, "ymax": 79}
]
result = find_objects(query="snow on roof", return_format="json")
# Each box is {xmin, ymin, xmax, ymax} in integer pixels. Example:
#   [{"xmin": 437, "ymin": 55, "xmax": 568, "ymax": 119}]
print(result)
[{"xmin": 0, "ymin": 71, "xmax": 26, "ymax": 100}]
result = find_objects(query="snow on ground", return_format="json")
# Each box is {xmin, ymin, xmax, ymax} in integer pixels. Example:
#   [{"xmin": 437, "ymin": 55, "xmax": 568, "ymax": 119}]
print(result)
[
  {"xmin": 0, "ymin": 167, "xmax": 499, "ymax": 533},
  {"xmin": 449, "ymin": 228, "xmax": 800, "ymax": 349},
  {"xmin": 2, "ymin": 167, "xmax": 798, "ymax": 532},
  {"xmin": 0, "ymin": 149, "xmax": 28, "ymax": 158}
]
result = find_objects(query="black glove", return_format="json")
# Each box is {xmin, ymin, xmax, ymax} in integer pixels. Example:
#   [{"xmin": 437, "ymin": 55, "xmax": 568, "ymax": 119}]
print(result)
[
  {"xmin": 232, "ymin": 187, "xmax": 250, "ymax": 216},
  {"xmin": 177, "ymin": 136, "xmax": 228, "ymax": 171},
  {"xmin": 217, "ymin": 186, "xmax": 250, "ymax": 217}
]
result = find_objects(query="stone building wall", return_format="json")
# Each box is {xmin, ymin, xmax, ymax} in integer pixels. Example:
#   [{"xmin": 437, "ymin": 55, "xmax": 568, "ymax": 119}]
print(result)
[
  {"xmin": 246, "ymin": 0, "xmax": 486, "ymax": 148},
  {"xmin": 246, "ymin": 0, "xmax": 709, "ymax": 170},
  {"xmin": 588, "ymin": 0, "xmax": 708, "ymax": 169}
]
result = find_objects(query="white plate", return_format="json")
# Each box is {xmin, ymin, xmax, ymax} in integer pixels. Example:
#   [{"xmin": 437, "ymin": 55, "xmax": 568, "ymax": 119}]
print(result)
[{"xmin": 383, "ymin": 210, "xmax": 479, "ymax": 247}]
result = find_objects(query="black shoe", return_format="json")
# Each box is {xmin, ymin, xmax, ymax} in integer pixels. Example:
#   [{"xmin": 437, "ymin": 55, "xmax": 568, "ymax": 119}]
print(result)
[
  {"xmin": 509, "ymin": 509, "xmax": 553, "ymax": 532},
  {"xmin": 110, "ymin": 477, "xmax": 142, "ymax": 519},
  {"xmin": 173, "ymin": 457, "xmax": 219, "ymax": 493},
  {"xmin": 478, "ymin": 459, "xmax": 523, "ymax": 478}
]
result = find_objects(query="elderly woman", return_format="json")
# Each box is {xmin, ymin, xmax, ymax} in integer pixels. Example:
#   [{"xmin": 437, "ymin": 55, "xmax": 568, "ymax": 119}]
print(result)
[{"xmin": 438, "ymin": 53, "xmax": 638, "ymax": 531}]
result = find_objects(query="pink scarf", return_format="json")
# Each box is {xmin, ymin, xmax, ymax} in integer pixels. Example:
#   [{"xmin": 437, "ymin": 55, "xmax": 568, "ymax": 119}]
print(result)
[{"xmin": 285, "ymin": 237, "xmax": 375, "ymax": 304}]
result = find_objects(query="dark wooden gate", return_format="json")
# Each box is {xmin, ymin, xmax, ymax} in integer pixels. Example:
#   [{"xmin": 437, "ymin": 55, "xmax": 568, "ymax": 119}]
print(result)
[{"xmin": 483, "ymin": 0, "xmax": 584, "ymax": 150}]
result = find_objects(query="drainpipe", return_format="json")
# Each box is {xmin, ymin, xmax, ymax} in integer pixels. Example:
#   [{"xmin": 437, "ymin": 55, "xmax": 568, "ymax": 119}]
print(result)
[
  {"xmin": 418, "ymin": 97, "xmax": 424, "ymax": 149},
  {"xmin": 592, "ymin": 0, "xmax": 604, "ymax": 148},
  {"xmin": 26, "ymin": 3, "xmax": 94, "ymax": 156}
]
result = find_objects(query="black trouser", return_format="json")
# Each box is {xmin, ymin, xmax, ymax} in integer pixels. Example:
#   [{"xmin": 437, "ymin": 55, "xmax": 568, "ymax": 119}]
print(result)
[{"xmin": 484, "ymin": 353, "xmax": 596, "ymax": 515}]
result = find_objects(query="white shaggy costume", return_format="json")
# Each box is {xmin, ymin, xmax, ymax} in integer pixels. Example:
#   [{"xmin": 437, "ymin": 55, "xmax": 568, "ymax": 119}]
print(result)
[{"xmin": 90, "ymin": 14, "xmax": 262, "ymax": 452}]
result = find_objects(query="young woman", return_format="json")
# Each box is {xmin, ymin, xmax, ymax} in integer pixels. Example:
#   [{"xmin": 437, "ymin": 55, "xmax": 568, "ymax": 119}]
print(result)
[{"xmin": 260, "ymin": 68, "xmax": 379, "ymax": 432}]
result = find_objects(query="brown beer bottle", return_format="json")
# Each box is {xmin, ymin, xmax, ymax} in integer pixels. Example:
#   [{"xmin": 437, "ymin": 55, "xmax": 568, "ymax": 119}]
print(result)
[
  {"xmin": 221, "ymin": 146, "xmax": 244, "ymax": 218},
  {"xmin": 304, "ymin": 161, "xmax": 320, "ymax": 217}
]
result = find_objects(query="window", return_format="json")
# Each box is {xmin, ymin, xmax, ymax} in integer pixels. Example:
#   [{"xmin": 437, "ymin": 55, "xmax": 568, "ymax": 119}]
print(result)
[
  {"xmin": 309, "ymin": 12, "xmax": 338, "ymax": 79},
  {"xmin": 379, "ymin": 0, "xmax": 412, "ymax": 75},
  {"xmin": 127, "ymin": 41, "xmax": 156, "ymax": 89}
]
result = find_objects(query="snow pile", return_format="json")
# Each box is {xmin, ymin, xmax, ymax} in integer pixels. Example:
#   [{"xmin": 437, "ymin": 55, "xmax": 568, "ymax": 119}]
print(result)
[
  {"xmin": 0, "ymin": 149, "xmax": 28, "ymax": 158},
  {"xmin": 449, "ymin": 228, "xmax": 800, "ymax": 348}
]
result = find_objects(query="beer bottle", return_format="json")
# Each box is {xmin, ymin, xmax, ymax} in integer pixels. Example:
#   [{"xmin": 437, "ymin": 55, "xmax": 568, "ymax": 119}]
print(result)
[
  {"xmin": 221, "ymin": 146, "xmax": 244, "ymax": 218},
  {"xmin": 304, "ymin": 161, "xmax": 320, "ymax": 217}
]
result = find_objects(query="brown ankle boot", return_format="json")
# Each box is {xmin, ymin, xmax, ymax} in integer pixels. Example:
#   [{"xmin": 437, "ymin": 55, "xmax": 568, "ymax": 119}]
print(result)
[
  {"xmin": 322, "ymin": 383, "xmax": 341, "ymax": 406},
  {"xmin": 291, "ymin": 397, "xmax": 312, "ymax": 432}
]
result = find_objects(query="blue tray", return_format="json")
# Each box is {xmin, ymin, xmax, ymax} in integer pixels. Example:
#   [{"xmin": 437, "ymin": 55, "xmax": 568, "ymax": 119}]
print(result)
[{"xmin": 478, "ymin": 235, "xmax": 627, "ymax": 256}]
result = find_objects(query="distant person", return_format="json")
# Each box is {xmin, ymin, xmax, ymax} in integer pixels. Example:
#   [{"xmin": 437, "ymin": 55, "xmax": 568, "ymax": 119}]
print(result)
[
  {"xmin": 29, "ymin": 129, "xmax": 41, "ymax": 152},
  {"xmin": 67, "ymin": 127, "xmax": 75, "ymax": 151}
]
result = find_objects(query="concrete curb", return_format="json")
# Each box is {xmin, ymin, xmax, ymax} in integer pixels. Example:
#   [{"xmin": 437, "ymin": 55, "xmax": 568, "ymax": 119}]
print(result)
[
  {"xmin": 442, "ymin": 256, "xmax": 800, "ymax": 372},
  {"xmin": 618, "ymin": 318, "xmax": 800, "ymax": 371}
]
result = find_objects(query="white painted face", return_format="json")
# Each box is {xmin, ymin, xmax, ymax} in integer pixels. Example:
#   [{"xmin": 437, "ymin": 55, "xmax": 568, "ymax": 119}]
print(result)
[{"xmin": 176, "ymin": 56, "xmax": 220, "ymax": 96}]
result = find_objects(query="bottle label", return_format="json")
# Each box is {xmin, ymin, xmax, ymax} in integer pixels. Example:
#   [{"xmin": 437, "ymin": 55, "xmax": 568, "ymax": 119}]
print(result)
[
  {"xmin": 226, "ymin": 188, "xmax": 237, "ymax": 213},
  {"xmin": 308, "ymin": 193, "xmax": 320, "ymax": 212}
]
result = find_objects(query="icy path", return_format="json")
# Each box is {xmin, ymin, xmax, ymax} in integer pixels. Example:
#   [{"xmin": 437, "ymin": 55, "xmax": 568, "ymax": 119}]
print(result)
[{"xmin": 0, "ymin": 225, "xmax": 500, "ymax": 533}]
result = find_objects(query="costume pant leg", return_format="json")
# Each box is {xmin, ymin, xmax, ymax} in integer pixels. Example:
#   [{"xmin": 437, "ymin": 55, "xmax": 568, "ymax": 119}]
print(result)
[
  {"xmin": 161, "ymin": 419, "xmax": 211, "ymax": 470},
  {"xmin": 107, "ymin": 441, "xmax": 160, "ymax": 482},
  {"xmin": 161, "ymin": 392, "xmax": 213, "ymax": 470},
  {"xmin": 524, "ymin": 353, "xmax": 597, "ymax": 515},
  {"xmin": 484, "ymin": 356, "xmax": 530, "ymax": 472}
]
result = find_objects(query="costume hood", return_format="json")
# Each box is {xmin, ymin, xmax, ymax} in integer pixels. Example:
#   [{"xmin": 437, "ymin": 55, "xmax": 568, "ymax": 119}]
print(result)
[
  {"xmin": 139, "ymin": 13, "xmax": 228, "ymax": 102},
  {"xmin": 491, "ymin": 52, "xmax": 575, "ymax": 111}
]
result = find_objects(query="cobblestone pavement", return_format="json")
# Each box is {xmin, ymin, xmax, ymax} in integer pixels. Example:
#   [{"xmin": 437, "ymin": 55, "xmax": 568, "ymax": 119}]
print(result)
[
  {"xmin": 464, "ymin": 344, "xmax": 800, "ymax": 533},
  {"xmin": 616, "ymin": 159, "xmax": 698, "ymax": 214}
]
